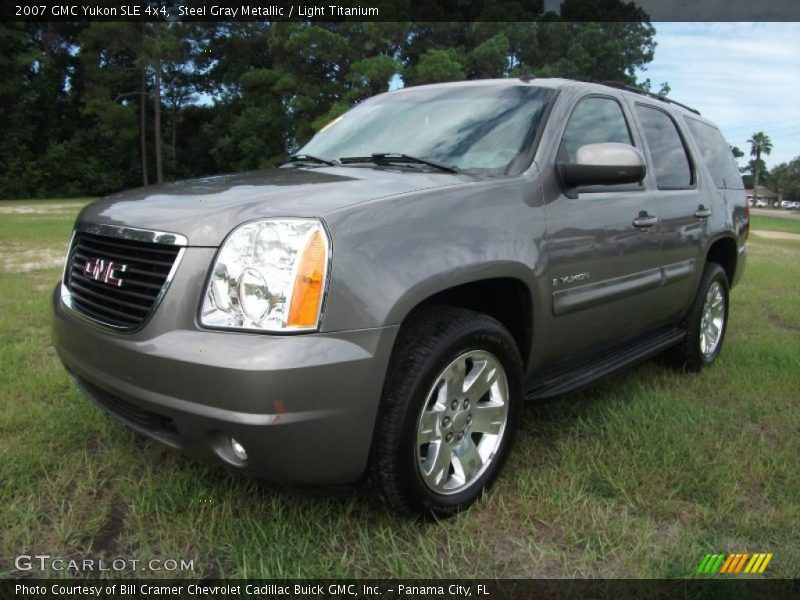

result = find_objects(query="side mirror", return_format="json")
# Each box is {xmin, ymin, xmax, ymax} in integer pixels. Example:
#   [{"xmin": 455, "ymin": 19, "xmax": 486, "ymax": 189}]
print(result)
[{"xmin": 558, "ymin": 142, "xmax": 646, "ymax": 188}]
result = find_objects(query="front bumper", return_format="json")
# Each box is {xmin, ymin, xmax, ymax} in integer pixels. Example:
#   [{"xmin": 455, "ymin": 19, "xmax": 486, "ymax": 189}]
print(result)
[{"xmin": 53, "ymin": 285, "xmax": 398, "ymax": 485}]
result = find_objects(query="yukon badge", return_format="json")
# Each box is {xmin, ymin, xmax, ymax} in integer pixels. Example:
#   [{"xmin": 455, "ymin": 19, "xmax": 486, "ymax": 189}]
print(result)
[
  {"xmin": 553, "ymin": 272, "xmax": 590, "ymax": 288},
  {"xmin": 83, "ymin": 258, "xmax": 128, "ymax": 287}
]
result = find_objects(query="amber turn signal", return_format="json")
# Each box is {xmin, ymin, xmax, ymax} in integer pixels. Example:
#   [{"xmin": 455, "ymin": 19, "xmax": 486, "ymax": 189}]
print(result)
[{"xmin": 287, "ymin": 229, "xmax": 328, "ymax": 328}]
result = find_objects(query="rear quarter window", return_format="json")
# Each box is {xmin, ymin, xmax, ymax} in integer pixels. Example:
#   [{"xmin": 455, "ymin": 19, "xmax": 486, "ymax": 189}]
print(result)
[{"xmin": 685, "ymin": 118, "xmax": 744, "ymax": 190}]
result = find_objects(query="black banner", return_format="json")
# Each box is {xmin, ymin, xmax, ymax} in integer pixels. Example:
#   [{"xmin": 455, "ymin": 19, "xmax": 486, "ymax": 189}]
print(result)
[
  {"xmin": 3, "ymin": 579, "xmax": 800, "ymax": 600},
  {"xmin": 2, "ymin": 0, "xmax": 800, "ymax": 23}
]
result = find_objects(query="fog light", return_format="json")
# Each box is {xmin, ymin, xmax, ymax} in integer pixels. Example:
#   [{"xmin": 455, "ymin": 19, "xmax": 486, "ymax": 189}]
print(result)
[{"xmin": 230, "ymin": 437, "xmax": 248, "ymax": 461}]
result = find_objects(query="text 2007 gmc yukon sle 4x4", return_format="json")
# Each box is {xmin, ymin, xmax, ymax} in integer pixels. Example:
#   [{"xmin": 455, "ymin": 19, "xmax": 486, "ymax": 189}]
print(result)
[{"xmin": 53, "ymin": 79, "xmax": 748, "ymax": 516}]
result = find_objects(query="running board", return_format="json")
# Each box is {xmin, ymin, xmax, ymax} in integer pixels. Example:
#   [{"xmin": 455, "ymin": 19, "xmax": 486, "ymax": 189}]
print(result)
[{"xmin": 524, "ymin": 327, "xmax": 685, "ymax": 401}]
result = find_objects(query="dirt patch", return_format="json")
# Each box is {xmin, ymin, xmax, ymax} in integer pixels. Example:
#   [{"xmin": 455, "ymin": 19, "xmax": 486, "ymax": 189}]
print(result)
[
  {"xmin": 751, "ymin": 208, "xmax": 800, "ymax": 220},
  {"xmin": 0, "ymin": 244, "xmax": 65, "ymax": 272},
  {"xmin": 92, "ymin": 496, "xmax": 127, "ymax": 555},
  {"xmin": 0, "ymin": 203, "xmax": 85, "ymax": 215},
  {"xmin": 747, "ymin": 241, "xmax": 799, "ymax": 259},
  {"xmin": 768, "ymin": 313, "xmax": 800, "ymax": 333},
  {"xmin": 490, "ymin": 536, "xmax": 565, "ymax": 578},
  {"xmin": 751, "ymin": 230, "xmax": 800, "ymax": 241}
]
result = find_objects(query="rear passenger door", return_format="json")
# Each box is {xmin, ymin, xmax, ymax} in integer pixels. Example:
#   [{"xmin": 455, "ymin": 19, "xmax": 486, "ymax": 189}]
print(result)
[
  {"xmin": 631, "ymin": 103, "xmax": 708, "ymax": 321},
  {"xmin": 684, "ymin": 116, "xmax": 748, "ymax": 244}
]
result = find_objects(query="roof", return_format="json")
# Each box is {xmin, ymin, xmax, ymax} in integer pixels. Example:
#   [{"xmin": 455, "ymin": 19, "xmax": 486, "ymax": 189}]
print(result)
[{"xmin": 390, "ymin": 77, "xmax": 704, "ymax": 120}]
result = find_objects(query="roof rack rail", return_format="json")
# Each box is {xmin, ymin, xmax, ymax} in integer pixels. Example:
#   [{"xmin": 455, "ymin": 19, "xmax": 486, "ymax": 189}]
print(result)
[{"xmin": 596, "ymin": 80, "xmax": 701, "ymax": 115}]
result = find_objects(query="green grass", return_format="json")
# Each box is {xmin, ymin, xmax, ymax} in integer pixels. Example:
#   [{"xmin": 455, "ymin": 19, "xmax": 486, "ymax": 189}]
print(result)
[
  {"xmin": 1, "ymin": 200, "xmax": 798, "ymax": 579},
  {"xmin": 750, "ymin": 214, "xmax": 800, "ymax": 235},
  {"xmin": 0, "ymin": 197, "xmax": 95, "ymax": 205},
  {"xmin": 0, "ymin": 198, "xmax": 94, "ymax": 246}
]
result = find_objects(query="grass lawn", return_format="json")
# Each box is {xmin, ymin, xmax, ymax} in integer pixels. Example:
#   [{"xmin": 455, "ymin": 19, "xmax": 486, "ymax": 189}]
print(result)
[
  {"xmin": 1, "ymin": 200, "xmax": 798, "ymax": 579},
  {"xmin": 750, "ymin": 214, "xmax": 800, "ymax": 235}
]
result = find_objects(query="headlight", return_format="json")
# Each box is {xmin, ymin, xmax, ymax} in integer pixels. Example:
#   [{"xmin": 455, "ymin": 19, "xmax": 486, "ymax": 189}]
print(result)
[{"xmin": 200, "ymin": 218, "xmax": 330, "ymax": 332}]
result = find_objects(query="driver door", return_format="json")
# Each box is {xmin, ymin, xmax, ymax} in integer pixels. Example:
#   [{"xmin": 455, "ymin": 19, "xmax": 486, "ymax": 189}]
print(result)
[{"xmin": 542, "ymin": 94, "xmax": 663, "ymax": 363}]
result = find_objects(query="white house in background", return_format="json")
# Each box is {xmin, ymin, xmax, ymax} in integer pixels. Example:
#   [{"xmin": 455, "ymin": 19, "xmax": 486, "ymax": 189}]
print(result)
[{"xmin": 746, "ymin": 185, "xmax": 778, "ymax": 207}]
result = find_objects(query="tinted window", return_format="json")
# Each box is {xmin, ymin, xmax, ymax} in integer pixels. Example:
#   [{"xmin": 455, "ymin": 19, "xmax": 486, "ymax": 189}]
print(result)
[
  {"xmin": 560, "ymin": 97, "xmax": 632, "ymax": 162},
  {"xmin": 635, "ymin": 105, "xmax": 693, "ymax": 189},
  {"xmin": 685, "ymin": 118, "xmax": 744, "ymax": 189}
]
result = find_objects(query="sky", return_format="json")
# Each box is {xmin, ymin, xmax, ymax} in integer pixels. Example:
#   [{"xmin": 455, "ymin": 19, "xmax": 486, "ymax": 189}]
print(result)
[{"xmin": 638, "ymin": 22, "xmax": 800, "ymax": 169}]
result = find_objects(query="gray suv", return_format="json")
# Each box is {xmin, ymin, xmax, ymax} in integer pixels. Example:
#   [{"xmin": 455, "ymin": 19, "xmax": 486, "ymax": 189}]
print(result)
[{"xmin": 53, "ymin": 79, "xmax": 748, "ymax": 516}]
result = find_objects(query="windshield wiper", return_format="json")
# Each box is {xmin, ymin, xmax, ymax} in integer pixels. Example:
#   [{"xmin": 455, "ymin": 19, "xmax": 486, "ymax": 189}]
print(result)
[
  {"xmin": 338, "ymin": 153, "xmax": 461, "ymax": 174},
  {"xmin": 280, "ymin": 154, "xmax": 337, "ymax": 167}
]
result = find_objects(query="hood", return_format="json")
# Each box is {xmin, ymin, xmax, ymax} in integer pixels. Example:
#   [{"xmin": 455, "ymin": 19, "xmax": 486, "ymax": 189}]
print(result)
[{"xmin": 77, "ymin": 166, "xmax": 472, "ymax": 246}]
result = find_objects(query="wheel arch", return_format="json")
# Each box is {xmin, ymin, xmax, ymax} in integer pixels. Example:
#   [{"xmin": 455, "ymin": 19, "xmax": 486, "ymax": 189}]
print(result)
[
  {"xmin": 388, "ymin": 270, "xmax": 537, "ymax": 370},
  {"xmin": 705, "ymin": 234, "xmax": 738, "ymax": 285}
]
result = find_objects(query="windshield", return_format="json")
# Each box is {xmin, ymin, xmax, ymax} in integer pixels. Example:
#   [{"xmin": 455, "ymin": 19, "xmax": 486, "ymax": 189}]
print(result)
[{"xmin": 297, "ymin": 84, "xmax": 555, "ymax": 175}]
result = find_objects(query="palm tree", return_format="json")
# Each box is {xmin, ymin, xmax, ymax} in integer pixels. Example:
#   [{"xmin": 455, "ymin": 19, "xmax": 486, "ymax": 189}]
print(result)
[{"xmin": 748, "ymin": 132, "xmax": 773, "ymax": 205}]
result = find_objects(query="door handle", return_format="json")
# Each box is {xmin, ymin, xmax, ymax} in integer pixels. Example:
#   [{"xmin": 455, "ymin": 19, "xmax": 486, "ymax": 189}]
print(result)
[
  {"xmin": 632, "ymin": 213, "xmax": 659, "ymax": 228},
  {"xmin": 694, "ymin": 207, "xmax": 712, "ymax": 219}
]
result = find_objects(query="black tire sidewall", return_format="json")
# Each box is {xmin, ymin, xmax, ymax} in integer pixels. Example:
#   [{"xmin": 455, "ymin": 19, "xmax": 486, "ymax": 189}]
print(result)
[
  {"xmin": 394, "ymin": 322, "xmax": 522, "ymax": 514},
  {"xmin": 689, "ymin": 264, "xmax": 730, "ymax": 369}
]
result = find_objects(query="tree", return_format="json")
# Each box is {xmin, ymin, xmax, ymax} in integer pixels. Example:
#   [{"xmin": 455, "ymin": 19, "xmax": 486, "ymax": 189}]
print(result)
[
  {"xmin": 148, "ymin": 22, "xmax": 196, "ymax": 181},
  {"xmin": 80, "ymin": 22, "xmax": 161, "ymax": 188},
  {"xmin": 201, "ymin": 21, "xmax": 408, "ymax": 168},
  {"xmin": 790, "ymin": 157, "xmax": 800, "ymax": 199},
  {"xmin": 730, "ymin": 146, "xmax": 744, "ymax": 159},
  {"xmin": 742, "ymin": 158, "xmax": 769, "ymax": 191},
  {"xmin": 145, "ymin": 21, "xmax": 189, "ymax": 183},
  {"xmin": 401, "ymin": 20, "xmax": 656, "ymax": 88},
  {"xmin": 770, "ymin": 163, "xmax": 790, "ymax": 202},
  {"xmin": 152, "ymin": 23, "xmax": 164, "ymax": 183},
  {"xmin": 747, "ymin": 131, "xmax": 773, "ymax": 200},
  {"xmin": 0, "ymin": 23, "xmax": 48, "ymax": 197},
  {"xmin": 405, "ymin": 48, "xmax": 466, "ymax": 85},
  {"xmin": 0, "ymin": 2, "xmax": 663, "ymax": 198},
  {"xmin": 0, "ymin": 23, "xmax": 90, "ymax": 197},
  {"xmin": 769, "ymin": 158, "xmax": 800, "ymax": 202}
]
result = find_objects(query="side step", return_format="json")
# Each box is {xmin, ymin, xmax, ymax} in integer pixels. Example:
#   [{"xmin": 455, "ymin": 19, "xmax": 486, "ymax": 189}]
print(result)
[{"xmin": 524, "ymin": 326, "xmax": 685, "ymax": 401}]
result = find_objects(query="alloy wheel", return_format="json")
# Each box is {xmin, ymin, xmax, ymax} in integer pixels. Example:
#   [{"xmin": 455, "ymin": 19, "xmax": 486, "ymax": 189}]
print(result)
[
  {"xmin": 415, "ymin": 350, "xmax": 510, "ymax": 495},
  {"xmin": 699, "ymin": 281, "xmax": 725, "ymax": 357}
]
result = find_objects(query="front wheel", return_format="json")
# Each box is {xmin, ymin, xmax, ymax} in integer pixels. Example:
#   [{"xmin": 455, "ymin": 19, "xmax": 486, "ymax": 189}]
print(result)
[{"xmin": 369, "ymin": 307, "xmax": 522, "ymax": 517}]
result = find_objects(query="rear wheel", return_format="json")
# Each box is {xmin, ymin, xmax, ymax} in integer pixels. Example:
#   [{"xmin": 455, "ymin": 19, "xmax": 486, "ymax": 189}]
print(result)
[
  {"xmin": 666, "ymin": 262, "xmax": 729, "ymax": 372},
  {"xmin": 369, "ymin": 307, "xmax": 522, "ymax": 517}
]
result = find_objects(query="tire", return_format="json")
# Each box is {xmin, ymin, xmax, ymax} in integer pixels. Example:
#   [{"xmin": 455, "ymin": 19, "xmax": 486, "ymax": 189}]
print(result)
[
  {"xmin": 666, "ymin": 262, "xmax": 730, "ymax": 372},
  {"xmin": 369, "ymin": 306, "xmax": 523, "ymax": 517}
]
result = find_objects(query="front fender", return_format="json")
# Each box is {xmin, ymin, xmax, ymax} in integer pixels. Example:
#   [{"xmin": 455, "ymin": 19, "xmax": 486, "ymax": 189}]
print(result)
[
  {"xmin": 382, "ymin": 260, "xmax": 539, "ymax": 326},
  {"xmin": 319, "ymin": 176, "xmax": 546, "ymax": 334}
]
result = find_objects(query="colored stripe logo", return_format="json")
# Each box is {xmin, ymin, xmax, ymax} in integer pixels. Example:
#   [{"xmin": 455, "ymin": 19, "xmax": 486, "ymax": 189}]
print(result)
[{"xmin": 696, "ymin": 553, "xmax": 773, "ymax": 574}]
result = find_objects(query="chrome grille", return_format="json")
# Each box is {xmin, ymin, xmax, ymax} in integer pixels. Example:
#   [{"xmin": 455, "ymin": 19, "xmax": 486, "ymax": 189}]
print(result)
[{"xmin": 63, "ymin": 230, "xmax": 182, "ymax": 330}]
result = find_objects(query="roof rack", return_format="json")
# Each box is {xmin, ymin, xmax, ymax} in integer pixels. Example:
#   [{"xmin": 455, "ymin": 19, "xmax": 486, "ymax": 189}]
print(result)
[{"xmin": 596, "ymin": 80, "xmax": 701, "ymax": 115}]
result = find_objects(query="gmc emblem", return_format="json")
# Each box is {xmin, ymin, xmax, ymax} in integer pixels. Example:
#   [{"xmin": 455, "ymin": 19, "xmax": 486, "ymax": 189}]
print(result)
[{"xmin": 84, "ymin": 258, "xmax": 127, "ymax": 287}]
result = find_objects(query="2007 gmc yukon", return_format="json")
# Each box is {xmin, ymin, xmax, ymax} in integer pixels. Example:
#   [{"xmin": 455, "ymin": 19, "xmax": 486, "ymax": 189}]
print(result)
[{"xmin": 53, "ymin": 78, "xmax": 748, "ymax": 516}]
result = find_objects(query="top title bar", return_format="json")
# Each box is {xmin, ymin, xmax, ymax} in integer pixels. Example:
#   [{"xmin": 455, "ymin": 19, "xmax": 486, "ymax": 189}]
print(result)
[{"xmin": 3, "ymin": 0, "xmax": 800, "ymax": 22}]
